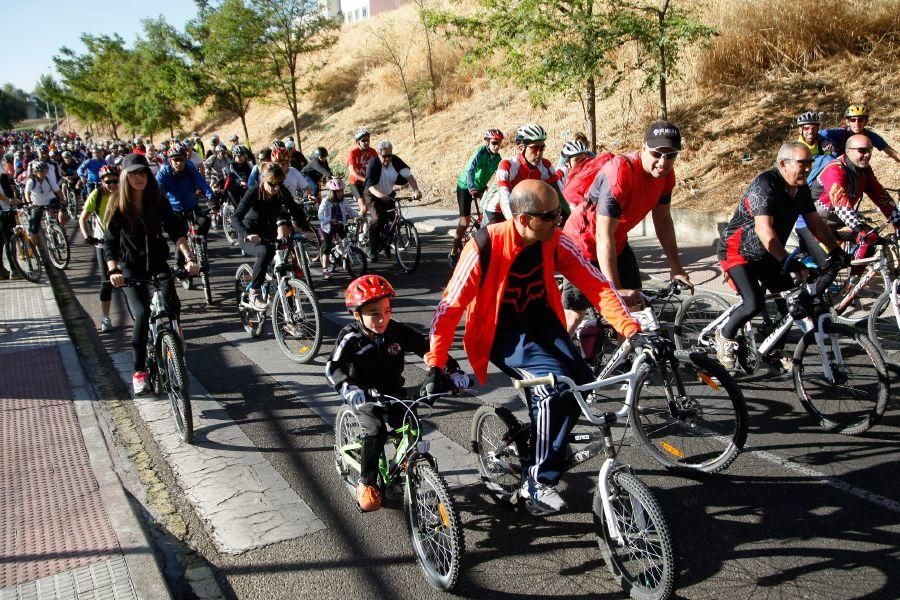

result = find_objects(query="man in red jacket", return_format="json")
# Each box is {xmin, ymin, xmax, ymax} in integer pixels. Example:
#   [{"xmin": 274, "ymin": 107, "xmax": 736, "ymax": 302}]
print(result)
[{"xmin": 426, "ymin": 180, "xmax": 663, "ymax": 514}]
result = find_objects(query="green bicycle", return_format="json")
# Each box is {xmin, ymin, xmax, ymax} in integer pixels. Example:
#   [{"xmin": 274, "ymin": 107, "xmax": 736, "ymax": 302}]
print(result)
[{"xmin": 333, "ymin": 393, "xmax": 464, "ymax": 591}]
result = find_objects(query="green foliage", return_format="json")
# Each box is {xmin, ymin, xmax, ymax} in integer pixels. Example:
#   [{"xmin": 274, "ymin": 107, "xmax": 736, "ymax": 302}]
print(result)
[{"xmin": 0, "ymin": 84, "xmax": 29, "ymax": 129}]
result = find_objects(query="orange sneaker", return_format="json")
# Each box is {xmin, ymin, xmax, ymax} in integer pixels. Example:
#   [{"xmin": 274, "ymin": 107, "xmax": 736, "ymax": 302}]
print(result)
[{"xmin": 356, "ymin": 482, "xmax": 382, "ymax": 512}]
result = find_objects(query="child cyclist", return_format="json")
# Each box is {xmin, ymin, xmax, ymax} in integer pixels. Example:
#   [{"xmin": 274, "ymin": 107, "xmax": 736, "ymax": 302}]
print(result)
[
  {"xmin": 317, "ymin": 176, "xmax": 356, "ymax": 278},
  {"xmin": 326, "ymin": 275, "xmax": 470, "ymax": 511}
]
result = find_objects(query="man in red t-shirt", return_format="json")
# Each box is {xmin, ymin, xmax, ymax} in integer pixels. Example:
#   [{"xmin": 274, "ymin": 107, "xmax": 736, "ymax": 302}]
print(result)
[
  {"xmin": 561, "ymin": 121, "xmax": 692, "ymax": 331},
  {"xmin": 347, "ymin": 129, "xmax": 377, "ymax": 215}
]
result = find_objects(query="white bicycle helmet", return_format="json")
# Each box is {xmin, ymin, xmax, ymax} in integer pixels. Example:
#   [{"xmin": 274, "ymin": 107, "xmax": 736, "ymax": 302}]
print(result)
[
  {"xmin": 561, "ymin": 139, "xmax": 589, "ymax": 158},
  {"xmin": 354, "ymin": 129, "xmax": 370, "ymax": 141},
  {"xmin": 515, "ymin": 123, "xmax": 547, "ymax": 144},
  {"xmin": 796, "ymin": 111, "xmax": 820, "ymax": 126}
]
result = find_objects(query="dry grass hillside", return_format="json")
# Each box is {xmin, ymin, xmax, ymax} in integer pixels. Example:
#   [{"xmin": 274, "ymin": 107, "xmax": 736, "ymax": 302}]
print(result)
[{"xmin": 181, "ymin": 0, "xmax": 900, "ymax": 216}]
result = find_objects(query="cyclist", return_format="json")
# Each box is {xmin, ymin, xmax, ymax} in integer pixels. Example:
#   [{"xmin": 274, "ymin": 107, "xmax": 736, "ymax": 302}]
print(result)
[
  {"xmin": 347, "ymin": 129, "xmax": 377, "ymax": 212},
  {"xmin": 192, "ymin": 132, "xmax": 205, "ymax": 159},
  {"xmin": 822, "ymin": 103, "xmax": 900, "ymax": 164},
  {"xmin": 716, "ymin": 142, "xmax": 847, "ymax": 370},
  {"xmin": 78, "ymin": 147, "xmax": 106, "ymax": 199},
  {"xmin": 246, "ymin": 148, "xmax": 272, "ymax": 189},
  {"xmin": 59, "ymin": 150, "xmax": 80, "ymax": 201},
  {"xmin": 449, "ymin": 128, "xmax": 504, "ymax": 268},
  {"xmin": 104, "ymin": 153, "xmax": 199, "ymax": 395},
  {"xmin": 203, "ymin": 144, "xmax": 232, "ymax": 183},
  {"xmin": 145, "ymin": 144, "xmax": 164, "ymax": 175},
  {"xmin": 285, "ymin": 137, "xmax": 308, "ymax": 171},
  {"xmin": 79, "ymin": 164, "xmax": 119, "ymax": 332},
  {"xmin": 156, "ymin": 143, "xmax": 214, "ymax": 270},
  {"xmin": 809, "ymin": 134, "xmax": 900, "ymax": 262},
  {"xmin": 231, "ymin": 162, "xmax": 310, "ymax": 310},
  {"xmin": 317, "ymin": 176, "xmax": 356, "ymax": 278},
  {"xmin": 327, "ymin": 274, "xmax": 468, "ymax": 511},
  {"xmin": 363, "ymin": 140, "xmax": 423, "ymax": 260},
  {"xmin": 561, "ymin": 121, "xmax": 690, "ymax": 333},
  {"xmin": 24, "ymin": 161, "xmax": 65, "ymax": 245},
  {"xmin": 0, "ymin": 168, "xmax": 17, "ymax": 279},
  {"xmin": 224, "ymin": 145, "xmax": 253, "ymax": 205},
  {"xmin": 556, "ymin": 132, "xmax": 594, "ymax": 172},
  {"xmin": 272, "ymin": 144, "xmax": 313, "ymax": 201},
  {"xmin": 426, "ymin": 180, "xmax": 652, "ymax": 514},
  {"xmin": 206, "ymin": 134, "xmax": 221, "ymax": 159},
  {"xmin": 301, "ymin": 146, "xmax": 333, "ymax": 191},
  {"xmin": 560, "ymin": 140, "xmax": 614, "ymax": 208}
]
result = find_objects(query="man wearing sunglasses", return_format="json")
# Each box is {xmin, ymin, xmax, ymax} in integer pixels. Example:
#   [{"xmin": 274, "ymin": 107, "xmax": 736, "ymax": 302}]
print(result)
[
  {"xmin": 427, "ymin": 180, "xmax": 661, "ymax": 514},
  {"xmin": 561, "ymin": 121, "xmax": 691, "ymax": 332},
  {"xmin": 810, "ymin": 134, "xmax": 900, "ymax": 264},
  {"xmin": 363, "ymin": 140, "xmax": 422, "ymax": 260},
  {"xmin": 716, "ymin": 142, "xmax": 847, "ymax": 370},
  {"xmin": 157, "ymin": 144, "xmax": 215, "ymax": 269},
  {"xmin": 821, "ymin": 104, "xmax": 900, "ymax": 164}
]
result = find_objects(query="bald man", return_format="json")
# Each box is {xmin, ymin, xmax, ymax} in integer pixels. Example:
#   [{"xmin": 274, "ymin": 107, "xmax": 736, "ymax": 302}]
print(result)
[{"xmin": 425, "ymin": 180, "xmax": 665, "ymax": 514}]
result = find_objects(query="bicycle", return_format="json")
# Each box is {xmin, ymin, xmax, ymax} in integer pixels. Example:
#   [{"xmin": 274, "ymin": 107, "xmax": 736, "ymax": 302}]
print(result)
[
  {"xmin": 38, "ymin": 204, "xmax": 70, "ymax": 270},
  {"xmin": 361, "ymin": 193, "xmax": 421, "ymax": 272},
  {"xmin": 334, "ymin": 392, "xmax": 464, "ymax": 591},
  {"xmin": 450, "ymin": 203, "xmax": 484, "ymax": 267},
  {"xmin": 324, "ymin": 217, "xmax": 367, "ymax": 278},
  {"xmin": 123, "ymin": 270, "xmax": 193, "ymax": 443},
  {"xmin": 234, "ymin": 235, "xmax": 323, "ymax": 363},
  {"xmin": 471, "ymin": 346, "xmax": 678, "ymax": 599},
  {"xmin": 62, "ymin": 175, "xmax": 80, "ymax": 220},
  {"xmin": 179, "ymin": 210, "xmax": 213, "ymax": 305},
  {"xmin": 2, "ymin": 208, "xmax": 42, "ymax": 283},
  {"xmin": 674, "ymin": 257, "xmax": 890, "ymax": 435}
]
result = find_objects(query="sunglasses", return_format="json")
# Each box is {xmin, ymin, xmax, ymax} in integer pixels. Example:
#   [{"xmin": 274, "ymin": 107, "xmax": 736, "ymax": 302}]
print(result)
[
  {"xmin": 526, "ymin": 206, "xmax": 561, "ymax": 222},
  {"xmin": 785, "ymin": 158, "xmax": 814, "ymax": 166},
  {"xmin": 847, "ymin": 117, "xmax": 867, "ymax": 123},
  {"xmin": 266, "ymin": 179, "xmax": 285, "ymax": 186},
  {"xmin": 526, "ymin": 144, "xmax": 546, "ymax": 151},
  {"xmin": 102, "ymin": 179, "xmax": 118, "ymax": 185},
  {"xmin": 170, "ymin": 157, "xmax": 185, "ymax": 163},
  {"xmin": 488, "ymin": 141, "xmax": 501, "ymax": 146},
  {"xmin": 848, "ymin": 146, "xmax": 872, "ymax": 154},
  {"xmin": 647, "ymin": 149, "xmax": 680, "ymax": 160}
]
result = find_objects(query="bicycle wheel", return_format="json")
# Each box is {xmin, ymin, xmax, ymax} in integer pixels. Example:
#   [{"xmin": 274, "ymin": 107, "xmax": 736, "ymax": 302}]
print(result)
[
  {"xmin": 470, "ymin": 405, "xmax": 529, "ymax": 503},
  {"xmin": 595, "ymin": 470, "xmax": 675, "ymax": 600},
  {"xmin": 631, "ymin": 353, "xmax": 747, "ymax": 474},
  {"xmin": 234, "ymin": 264, "xmax": 265, "ymax": 337},
  {"xmin": 66, "ymin": 191, "xmax": 78, "ymax": 220},
  {"xmin": 45, "ymin": 223, "xmax": 70, "ymax": 269},
  {"xmin": 344, "ymin": 246, "xmax": 368, "ymax": 278},
  {"xmin": 868, "ymin": 290, "xmax": 900, "ymax": 365},
  {"xmin": 198, "ymin": 240, "xmax": 212, "ymax": 304},
  {"xmin": 393, "ymin": 219, "xmax": 421, "ymax": 272},
  {"xmin": 333, "ymin": 405, "xmax": 362, "ymax": 483},
  {"xmin": 160, "ymin": 331, "xmax": 193, "ymax": 444},
  {"xmin": 10, "ymin": 235, "xmax": 43, "ymax": 283},
  {"xmin": 305, "ymin": 228, "xmax": 322, "ymax": 264},
  {"xmin": 404, "ymin": 462, "xmax": 464, "ymax": 591},
  {"xmin": 222, "ymin": 204, "xmax": 238, "ymax": 246},
  {"xmin": 794, "ymin": 322, "xmax": 889, "ymax": 435},
  {"xmin": 271, "ymin": 278, "xmax": 322, "ymax": 363},
  {"xmin": 673, "ymin": 293, "xmax": 730, "ymax": 351}
]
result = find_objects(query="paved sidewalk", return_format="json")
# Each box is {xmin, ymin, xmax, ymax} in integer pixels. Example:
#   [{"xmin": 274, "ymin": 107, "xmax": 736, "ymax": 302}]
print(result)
[{"xmin": 0, "ymin": 279, "xmax": 170, "ymax": 600}]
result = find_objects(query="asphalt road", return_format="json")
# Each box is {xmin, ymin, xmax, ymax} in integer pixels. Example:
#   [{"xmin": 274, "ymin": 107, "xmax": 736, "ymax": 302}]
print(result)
[{"xmin": 54, "ymin": 215, "xmax": 900, "ymax": 600}]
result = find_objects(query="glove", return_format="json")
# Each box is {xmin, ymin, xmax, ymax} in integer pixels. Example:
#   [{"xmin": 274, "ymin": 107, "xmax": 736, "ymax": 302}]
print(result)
[
  {"xmin": 419, "ymin": 366, "xmax": 450, "ymax": 400},
  {"xmin": 84, "ymin": 236, "xmax": 101, "ymax": 246},
  {"xmin": 853, "ymin": 225, "xmax": 878, "ymax": 246},
  {"xmin": 448, "ymin": 371, "xmax": 471, "ymax": 391},
  {"xmin": 781, "ymin": 255, "xmax": 807, "ymax": 275},
  {"xmin": 827, "ymin": 247, "xmax": 852, "ymax": 270},
  {"xmin": 628, "ymin": 332, "xmax": 673, "ymax": 359},
  {"xmin": 342, "ymin": 384, "xmax": 367, "ymax": 408},
  {"xmin": 469, "ymin": 188, "xmax": 482, "ymax": 199}
]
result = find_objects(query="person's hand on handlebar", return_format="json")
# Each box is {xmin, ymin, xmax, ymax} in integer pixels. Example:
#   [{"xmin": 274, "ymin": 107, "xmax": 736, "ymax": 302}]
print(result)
[
  {"xmin": 109, "ymin": 269, "xmax": 125, "ymax": 288},
  {"xmin": 619, "ymin": 288, "xmax": 646, "ymax": 309},
  {"xmin": 670, "ymin": 271, "xmax": 694, "ymax": 295},
  {"xmin": 628, "ymin": 332, "xmax": 673, "ymax": 359},
  {"xmin": 413, "ymin": 188, "xmax": 423, "ymax": 201},
  {"xmin": 186, "ymin": 257, "xmax": 201, "ymax": 276},
  {"xmin": 246, "ymin": 234, "xmax": 261, "ymax": 244}
]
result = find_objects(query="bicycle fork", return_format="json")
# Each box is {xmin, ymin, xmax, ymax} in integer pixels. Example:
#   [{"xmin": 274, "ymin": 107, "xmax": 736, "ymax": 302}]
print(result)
[
  {"xmin": 810, "ymin": 315, "xmax": 845, "ymax": 383},
  {"xmin": 596, "ymin": 424, "xmax": 630, "ymax": 545}
]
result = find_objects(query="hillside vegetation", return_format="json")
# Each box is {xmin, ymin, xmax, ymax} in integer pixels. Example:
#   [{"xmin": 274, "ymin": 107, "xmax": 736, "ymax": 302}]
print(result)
[{"xmin": 180, "ymin": 0, "xmax": 900, "ymax": 215}]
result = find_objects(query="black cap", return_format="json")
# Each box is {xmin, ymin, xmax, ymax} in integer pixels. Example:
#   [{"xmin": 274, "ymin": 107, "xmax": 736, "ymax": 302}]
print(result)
[
  {"xmin": 121, "ymin": 153, "xmax": 150, "ymax": 173},
  {"xmin": 644, "ymin": 120, "xmax": 682, "ymax": 150}
]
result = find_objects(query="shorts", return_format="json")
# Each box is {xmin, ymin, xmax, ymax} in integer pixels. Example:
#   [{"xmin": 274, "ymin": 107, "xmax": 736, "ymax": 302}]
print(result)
[
  {"xmin": 560, "ymin": 243, "xmax": 641, "ymax": 311},
  {"xmin": 456, "ymin": 186, "xmax": 476, "ymax": 217},
  {"xmin": 28, "ymin": 202, "xmax": 60, "ymax": 234},
  {"xmin": 349, "ymin": 181, "xmax": 366, "ymax": 200}
]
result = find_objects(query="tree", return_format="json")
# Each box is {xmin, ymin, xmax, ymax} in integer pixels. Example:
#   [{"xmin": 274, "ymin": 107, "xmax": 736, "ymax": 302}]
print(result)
[
  {"xmin": 368, "ymin": 22, "xmax": 419, "ymax": 142},
  {"xmin": 251, "ymin": 0, "xmax": 341, "ymax": 149},
  {"xmin": 412, "ymin": 0, "xmax": 438, "ymax": 111},
  {"xmin": 432, "ymin": 0, "xmax": 622, "ymax": 151},
  {"xmin": 0, "ymin": 84, "xmax": 28, "ymax": 129},
  {"xmin": 608, "ymin": 0, "xmax": 716, "ymax": 119},
  {"xmin": 33, "ymin": 75, "xmax": 65, "ymax": 125}
]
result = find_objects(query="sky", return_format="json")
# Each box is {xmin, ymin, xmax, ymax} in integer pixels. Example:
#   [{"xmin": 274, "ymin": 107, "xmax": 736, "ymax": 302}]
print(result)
[{"xmin": 0, "ymin": 0, "xmax": 199, "ymax": 93}]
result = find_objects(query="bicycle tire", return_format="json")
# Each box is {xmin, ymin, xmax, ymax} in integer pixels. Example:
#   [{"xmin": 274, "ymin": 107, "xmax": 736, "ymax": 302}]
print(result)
[
  {"xmin": 867, "ymin": 290, "xmax": 900, "ymax": 365},
  {"xmin": 234, "ymin": 264, "xmax": 265, "ymax": 337},
  {"xmin": 595, "ymin": 470, "xmax": 676, "ymax": 600},
  {"xmin": 199, "ymin": 240, "xmax": 212, "ymax": 304},
  {"xmin": 66, "ymin": 192, "xmax": 78, "ymax": 220},
  {"xmin": 345, "ymin": 246, "xmax": 368, "ymax": 278},
  {"xmin": 271, "ymin": 278, "xmax": 322, "ymax": 363},
  {"xmin": 45, "ymin": 223, "xmax": 70, "ymax": 269},
  {"xmin": 305, "ymin": 228, "xmax": 322, "ymax": 264},
  {"xmin": 673, "ymin": 293, "xmax": 730, "ymax": 351},
  {"xmin": 631, "ymin": 353, "xmax": 747, "ymax": 474},
  {"xmin": 394, "ymin": 219, "xmax": 421, "ymax": 272},
  {"xmin": 295, "ymin": 239, "xmax": 316, "ymax": 295},
  {"xmin": 333, "ymin": 405, "xmax": 362, "ymax": 483},
  {"xmin": 404, "ymin": 462, "xmax": 464, "ymax": 591},
  {"xmin": 794, "ymin": 322, "xmax": 889, "ymax": 435},
  {"xmin": 10, "ymin": 234, "xmax": 43, "ymax": 283},
  {"xmin": 470, "ymin": 405, "xmax": 529, "ymax": 503},
  {"xmin": 222, "ymin": 204, "xmax": 238, "ymax": 246},
  {"xmin": 160, "ymin": 331, "xmax": 193, "ymax": 444}
]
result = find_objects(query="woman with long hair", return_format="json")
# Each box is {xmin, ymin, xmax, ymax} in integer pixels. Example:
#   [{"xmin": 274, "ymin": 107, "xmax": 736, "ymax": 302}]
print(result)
[{"xmin": 103, "ymin": 153, "xmax": 200, "ymax": 395}]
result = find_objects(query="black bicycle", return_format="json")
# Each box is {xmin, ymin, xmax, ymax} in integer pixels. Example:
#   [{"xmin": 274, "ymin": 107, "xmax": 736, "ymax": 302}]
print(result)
[
  {"xmin": 180, "ymin": 210, "xmax": 213, "ymax": 304},
  {"xmin": 361, "ymin": 193, "xmax": 421, "ymax": 272}
]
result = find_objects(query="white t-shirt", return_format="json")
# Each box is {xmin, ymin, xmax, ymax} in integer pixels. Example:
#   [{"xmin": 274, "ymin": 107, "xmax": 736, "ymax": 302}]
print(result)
[
  {"xmin": 284, "ymin": 166, "xmax": 311, "ymax": 198},
  {"xmin": 373, "ymin": 162, "xmax": 411, "ymax": 197},
  {"xmin": 25, "ymin": 177, "xmax": 59, "ymax": 206}
]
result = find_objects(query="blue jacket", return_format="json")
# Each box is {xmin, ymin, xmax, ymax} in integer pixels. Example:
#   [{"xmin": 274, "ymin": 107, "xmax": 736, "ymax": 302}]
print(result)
[
  {"xmin": 77, "ymin": 158, "xmax": 105, "ymax": 182},
  {"xmin": 156, "ymin": 160, "xmax": 213, "ymax": 212}
]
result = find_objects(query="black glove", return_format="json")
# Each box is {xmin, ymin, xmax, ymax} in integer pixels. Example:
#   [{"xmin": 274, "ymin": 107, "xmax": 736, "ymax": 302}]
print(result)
[
  {"xmin": 781, "ymin": 255, "xmax": 807, "ymax": 275},
  {"xmin": 628, "ymin": 332, "xmax": 673, "ymax": 359},
  {"xmin": 827, "ymin": 247, "xmax": 852, "ymax": 270},
  {"xmin": 419, "ymin": 366, "xmax": 450, "ymax": 401},
  {"xmin": 84, "ymin": 236, "xmax": 101, "ymax": 246}
]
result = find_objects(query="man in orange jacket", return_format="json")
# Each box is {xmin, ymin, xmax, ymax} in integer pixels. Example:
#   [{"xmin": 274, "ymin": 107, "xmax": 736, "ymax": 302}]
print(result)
[{"xmin": 425, "ymin": 179, "xmax": 662, "ymax": 514}]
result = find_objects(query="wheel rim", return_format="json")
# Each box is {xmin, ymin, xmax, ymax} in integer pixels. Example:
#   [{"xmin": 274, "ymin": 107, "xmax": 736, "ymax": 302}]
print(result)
[
  {"xmin": 164, "ymin": 347, "xmax": 189, "ymax": 439},
  {"xmin": 675, "ymin": 295, "xmax": 729, "ymax": 350},
  {"xmin": 607, "ymin": 479, "xmax": 668, "ymax": 591},
  {"xmin": 408, "ymin": 467, "xmax": 457, "ymax": 584},
  {"xmin": 475, "ymin": 412, "xmax": 522, "ymax": 495},
  {"xmin": 275, "ymin": 283, "xmax": 319, "ymax": 361}
]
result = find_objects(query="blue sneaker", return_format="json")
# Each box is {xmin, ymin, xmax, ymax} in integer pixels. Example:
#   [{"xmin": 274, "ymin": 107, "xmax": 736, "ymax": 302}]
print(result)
[{"xmin": 519, "ymin": 476, "xmax": 566, "ymax": 514}]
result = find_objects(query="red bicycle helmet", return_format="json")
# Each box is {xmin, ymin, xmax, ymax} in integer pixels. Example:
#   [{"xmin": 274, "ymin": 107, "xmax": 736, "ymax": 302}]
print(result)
[
  {"xmin": 345, "ymin": 275, "xmax": 396, "ymax": 311},
  {"xmin": 484, "ymin": 128, "xmax": 505, "ymax": 142},
  {"xmin": 98, "ymin": 164, "xmax": 120, "ymax": 180},
  {"xmin": 271, "ymin": 146, "xmax": 291, "ymax": 162}
]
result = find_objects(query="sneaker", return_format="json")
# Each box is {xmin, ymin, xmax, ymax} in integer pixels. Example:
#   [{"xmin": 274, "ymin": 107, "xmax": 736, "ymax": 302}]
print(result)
[
  {"xmin": 356, "ymin": 482, "xmax": 382, "ymax": 512},
  {"xmin": 774, "ymin": 352, "xmax": 793, "ymax": 373},
  {"xmin": 715, "ymin": 328, "xmax": 738, "ymax": 370},
  {"xmin": 132, "ymin": 371, "xmax": 150, "ymax": 396},
  {"xmin": 100, "ymin": 316, "xmax": 113, "ymax": 332},
  {"xmin": 248, "ymin": 292, "xmax": 268, "ymax": 311},
  {"xmin": 519, "ymin": 476, "xmax": 567, "ymax": 514},
  {"xmin": 322, "ymin": 266, "xmax": 333, "ymax": 280}
]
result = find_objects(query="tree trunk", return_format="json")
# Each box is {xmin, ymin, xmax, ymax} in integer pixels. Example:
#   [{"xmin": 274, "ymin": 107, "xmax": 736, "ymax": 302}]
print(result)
[
  {"xmin": 587, "ymin": 76, "xmax": 597, "ymax": 153},
  {"xmin": 292, "ymin": 111, "xmax": 301, "ymax": 151},
  {"xmin": 240, "ymin": 112, "xmax": 250, "ymax": 142},
  {"xmin": 424, "ymin": 27, "xmax": 436, "ymax": 111},
  {"xmin": 658, "ymin": 3, "xmax": 669, "ymax": 120},
  {"xmin": 400, "ymin": 73, "xmax": 417, "ymax": 143}
]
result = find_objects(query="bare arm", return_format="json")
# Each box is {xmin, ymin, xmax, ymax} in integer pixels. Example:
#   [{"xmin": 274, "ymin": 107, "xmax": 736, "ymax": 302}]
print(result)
[
  {"xmin": 651, "ymin": 203, "xmax": 691, "ymax": 284},
  {"xmin": 595, "ymin": 214, "xmax": 621, "ymax": 287}
]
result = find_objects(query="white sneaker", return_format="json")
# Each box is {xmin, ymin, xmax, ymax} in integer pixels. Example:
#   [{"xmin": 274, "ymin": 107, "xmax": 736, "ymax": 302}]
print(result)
[
  {"xmin": 519, "ymin": 476, "xmax": 567, "ymax": 514},
  {"xmin": 132, "ymin": 371, "xmax": 150, "ymax": 396},
  {"xmin": 100, "ymin": 316, "xmax": 113, "ymax": 332},
  {"xmin": 248, "ymin": 292, "xmax": 268, "ymax": 311},
  {"xmin": 715, "ymin": 329, "xmax": 738, "ymax": 370}
]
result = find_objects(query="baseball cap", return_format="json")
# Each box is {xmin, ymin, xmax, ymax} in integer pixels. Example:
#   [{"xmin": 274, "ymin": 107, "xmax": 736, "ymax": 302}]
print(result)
[
  {"xmin": 644, "ymin": 121, "xmax": 682, "ymax": 150},
  {"xmin": 121, "ymin": 153, "xmax": 150, "ymax": 173}
]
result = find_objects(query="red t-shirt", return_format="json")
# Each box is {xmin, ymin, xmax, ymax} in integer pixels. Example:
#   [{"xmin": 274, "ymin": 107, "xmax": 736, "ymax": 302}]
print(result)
[{"xmin": 347, "ymin": 147, "xmax": 377, "ymax": 184}]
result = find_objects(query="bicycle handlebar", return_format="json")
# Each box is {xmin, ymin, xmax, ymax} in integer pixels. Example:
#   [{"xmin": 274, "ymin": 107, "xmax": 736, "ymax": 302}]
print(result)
[
  {"xmin": 513, "ymin": 374, "xmax": 556, "ymax": 390},
  {"xmin": 122, "ymin": 267, "xmax": 188, "ymax": 287}
]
